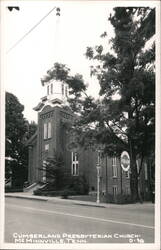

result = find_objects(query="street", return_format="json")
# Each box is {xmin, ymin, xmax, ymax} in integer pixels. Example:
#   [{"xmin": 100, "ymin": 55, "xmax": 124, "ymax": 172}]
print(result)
[{"xmin": 5, "ymin": 197, "xmax": 154, "ymax": 244}]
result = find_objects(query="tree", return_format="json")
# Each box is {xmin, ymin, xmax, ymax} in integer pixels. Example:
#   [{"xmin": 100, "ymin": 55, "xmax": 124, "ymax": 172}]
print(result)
[
  {"xmin": 26, "ymin": 121, "xmax": 37, "ymax": 140},
  {"xmin": 83, "ymin": 7, "xmax": 155, "ymax": 201},
  {"xmin": 39, "ymin": 152, "xmax": 89, "ymax": 195},
  {"xmin": 39, "ymin": 153, "xmax": 69, "ymax": 190},
  {"xmin": 5, "ymin": 92, "xmax": 28, "ymax": 188}
]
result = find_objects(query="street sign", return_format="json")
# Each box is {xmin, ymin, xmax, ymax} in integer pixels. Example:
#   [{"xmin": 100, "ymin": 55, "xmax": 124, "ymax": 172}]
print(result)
[{"xmin": 121, "ymin": 151, "xmax": 130, "ymax": 171}]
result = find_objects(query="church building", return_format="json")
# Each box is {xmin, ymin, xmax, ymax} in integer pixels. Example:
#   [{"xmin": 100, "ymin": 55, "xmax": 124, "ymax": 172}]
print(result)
[
  {"xmin": 26, "ymin": 7, "xmax": 151, "ymax": 203},
  {"xmin": 26, "ymin": 75, "xmax": 151, "ymax": 202}
]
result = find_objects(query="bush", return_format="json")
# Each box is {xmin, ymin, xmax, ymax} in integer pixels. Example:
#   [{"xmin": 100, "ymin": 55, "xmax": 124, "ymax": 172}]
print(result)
[
  {"xmin": 33, "ymin": 175, "xmax": 89, "ymax": 197},
  {"xmin": 61, "ymin": 189, "xmax": 77, "ymax": 199},
  {"xmin": 37, "ymin": 183, "xmax": 56, "ymax": 191},
  {"xmin": 68, "ymin": 175, "xmax": 89, "ymax": 195},
  {"xmin": 33, "ymin": 189, "xmax": 76, "ymax": 197},
  {"xmin": 106, "ymin": 193, "xmax": 133, "ymax": 204},
  {"xmin": 5, "ymin": 187, "xmax": 23, "ymax": 193}
]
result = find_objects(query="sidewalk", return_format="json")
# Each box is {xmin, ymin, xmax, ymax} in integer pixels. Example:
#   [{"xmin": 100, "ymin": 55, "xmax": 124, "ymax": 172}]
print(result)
[
  {"xmin": 5, "ymin": 192, "xmax": 154, "ymax": 209},
  {"xmin": 5, "ymin": 192, "xmax": 108, "ymax": 207}
]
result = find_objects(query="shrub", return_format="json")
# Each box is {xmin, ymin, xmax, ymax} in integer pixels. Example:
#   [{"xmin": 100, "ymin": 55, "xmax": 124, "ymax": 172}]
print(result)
[
  {"xmin": 33, "ymin": 174, "xmax": 89, "ymax": 197},
  {"xmin": 68, "ymin": 175, "xmax": 89, "ymax": 195},
  {"xmin": 33, "ymin": 189, "xmax": 76, "ymax": 197},
  {"xmin": 106, "ymin": 193, "xmax": 133, "ymax": 204},
  {"xmin": 5, "ymin": 186, "xmax": 23, "ymax": 193},
  {"xmin": 116, "ymin": 194, "xmax": 133, "ymax": 204},
  {"xmin": 61, "ymin": 189, "xmax": 77, "ymax": 199}
]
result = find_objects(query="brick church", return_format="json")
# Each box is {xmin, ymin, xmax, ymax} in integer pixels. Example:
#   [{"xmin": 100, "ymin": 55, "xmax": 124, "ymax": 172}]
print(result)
[
  {"xmin": 26, "ymin": 8, "xmax": 151, "ymax": 202},
  {"xmin": 26, "ymin": 75, "xmax": 151, "ymax": 202}
]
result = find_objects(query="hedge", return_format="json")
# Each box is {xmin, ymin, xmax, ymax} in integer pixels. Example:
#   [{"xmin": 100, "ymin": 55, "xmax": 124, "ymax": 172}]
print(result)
[{"xmin": 33, "ymin": 189, "xmax": 77, "ymax": 198}]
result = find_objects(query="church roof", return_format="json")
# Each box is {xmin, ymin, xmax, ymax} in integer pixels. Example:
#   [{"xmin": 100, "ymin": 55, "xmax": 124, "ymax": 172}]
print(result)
[
  {"xmin": 51, "ymin": 98, "xmax": 63, "ymax": 105},
  {"xmin": 33, "ymin": 102, "xmax": 45, "ymax": 111}
]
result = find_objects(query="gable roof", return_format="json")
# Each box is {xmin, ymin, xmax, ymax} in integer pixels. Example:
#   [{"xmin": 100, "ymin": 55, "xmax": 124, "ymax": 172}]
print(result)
[{"xmin": 33, "ymin": 102, "xmax": 45, "ymax": 111}]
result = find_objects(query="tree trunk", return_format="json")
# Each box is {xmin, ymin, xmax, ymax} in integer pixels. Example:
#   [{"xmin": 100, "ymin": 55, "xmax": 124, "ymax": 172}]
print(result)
[
  {"xmin": 147, "ymin": 157, "xmax": 155, "ymax": 203},
  {"xmin": 130, "ymin": 153, "xmax": 139, "ymax": 202}
]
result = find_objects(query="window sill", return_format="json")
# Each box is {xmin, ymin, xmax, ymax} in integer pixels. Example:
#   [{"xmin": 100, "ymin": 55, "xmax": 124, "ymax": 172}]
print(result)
[{"xmin": 44, "ymin": 138, "xmax": 52, "ymax": 141}]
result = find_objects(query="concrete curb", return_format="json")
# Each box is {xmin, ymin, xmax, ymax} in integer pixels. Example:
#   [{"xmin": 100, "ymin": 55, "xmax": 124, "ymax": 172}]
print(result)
[
  {"xmin": 5, "ymin": 193, "xmax": 106, "ymax": 207},
  {"xmin": 47, "ymin": 197, "xmax": 106, "ymax": 207},
  {"xmin": 5, "ymin": 194, "xmax": 48, "ymax": 202},
  {"xmin": 5, "ymin": 193, "xmax": 154, "ymax": 208}
]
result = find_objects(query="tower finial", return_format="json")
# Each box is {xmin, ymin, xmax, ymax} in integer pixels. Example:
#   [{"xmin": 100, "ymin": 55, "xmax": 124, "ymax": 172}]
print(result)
[{"xmin": 56, "ymin": 7, "xmax": 60, "ymax": 16}]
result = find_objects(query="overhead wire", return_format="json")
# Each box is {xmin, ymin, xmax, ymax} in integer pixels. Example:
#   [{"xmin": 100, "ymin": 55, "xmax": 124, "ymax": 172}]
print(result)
[{"xmin": 7, "ymin": 6, "xmax": 57, "ymax": 54}]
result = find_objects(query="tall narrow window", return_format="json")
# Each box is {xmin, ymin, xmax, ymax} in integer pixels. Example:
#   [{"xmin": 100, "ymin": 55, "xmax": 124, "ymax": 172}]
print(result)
[
  {"xmin": 144, "ymin": 163, "xmax": 148, "ymax": 180},
  {"xmin": 125, "ymin": 186, "xmax": 130, "ymax": 195},
  {"xmin": 112, "ymin": 157, "xmax": 117, "ymax": 177},
  {"xmin": 65, "ymin": 86, "xmax": 68, "ymax": 97},
  {"xmin": 113, "ymin": 185, "xmax": 118, "ymax": 197},
  {"xmin": 44, "ymin": 122, "xmax": 52, "ymax": 139},
  {"xmin": 51, "ymin": 83, "xmax": 53, "ymax": 94},
  {"xmin": 62, "ymin": 84, "xmax": 64, "ymax": 96},
  {"xmin": 97, "ymin": 151, "xmax": 101, "ymax": 165},
  {"xmin": 42, "ymin": 160, "xmax": 46, "ymax": 183},
  {"xmin": 71, "ymin": 152, "xmax": 79, "ymax": 176},
  {"xmin": 47, "ymin": 85, "xmax": 50, "ymax": 95},
  {"xmin": 136, "ymin": 159, "xmax": 139, "ymax": 174},
  {"xmin": 48, "ymin": 122, "xmax": 51, "ymax": 138},
  {"xmin": 44, "ymin": 123, "xmax": 47, "ymax": 139}
]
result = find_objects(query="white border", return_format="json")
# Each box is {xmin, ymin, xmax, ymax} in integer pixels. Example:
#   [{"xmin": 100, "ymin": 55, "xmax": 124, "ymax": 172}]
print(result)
[{"xmin": 0, "ymin": 1, "xmax": 160, "ymax": 250}]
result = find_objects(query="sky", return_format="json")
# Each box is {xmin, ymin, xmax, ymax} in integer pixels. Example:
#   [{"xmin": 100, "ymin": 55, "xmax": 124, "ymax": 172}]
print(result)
[{"xmin": 2, "ymin": 0, "xmax": 158, "ymax": 123}]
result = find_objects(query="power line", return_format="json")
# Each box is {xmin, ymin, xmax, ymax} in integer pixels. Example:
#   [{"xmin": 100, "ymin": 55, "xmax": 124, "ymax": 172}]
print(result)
[{"xmin": 7, "ymin": 6, "xmax": 58, "ymax": 54}]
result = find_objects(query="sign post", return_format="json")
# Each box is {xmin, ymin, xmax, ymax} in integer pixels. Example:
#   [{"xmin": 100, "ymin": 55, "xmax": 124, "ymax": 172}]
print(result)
[{"xmin": 96, "ymin": 163, "xmax": 101, "ymax": 203}]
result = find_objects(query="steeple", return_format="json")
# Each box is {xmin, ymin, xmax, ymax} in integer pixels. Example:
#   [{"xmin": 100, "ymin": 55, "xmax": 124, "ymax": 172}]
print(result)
[{"xmin": 34, "ymin": 7, "xmax": 69, "ymax": 112}]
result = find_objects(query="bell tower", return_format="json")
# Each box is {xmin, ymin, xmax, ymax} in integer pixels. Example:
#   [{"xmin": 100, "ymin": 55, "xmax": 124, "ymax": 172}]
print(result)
[
  {"xmin": 41, "ymin": 79, "xmax": 69, "ymax": 107},
  {"xmin": 33, "ymin": 7, "xmax": 74, "ymax": 183}
]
